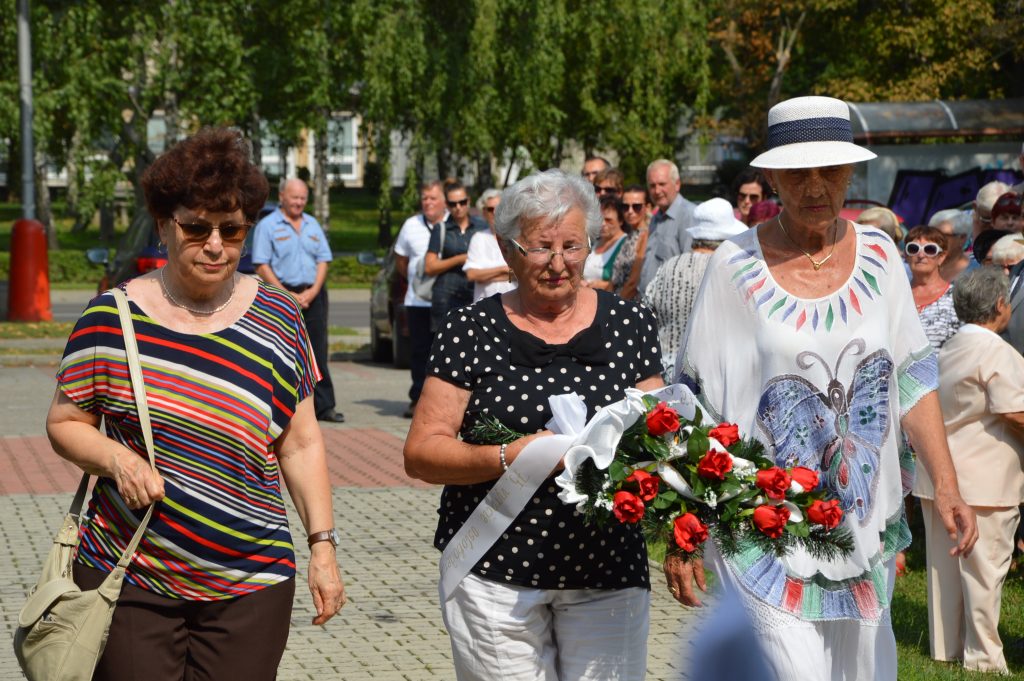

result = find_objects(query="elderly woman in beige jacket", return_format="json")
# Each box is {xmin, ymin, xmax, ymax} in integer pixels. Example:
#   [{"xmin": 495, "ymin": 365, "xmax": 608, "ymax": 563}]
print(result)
[{"xmin": 913, "ymin": 266, "xmax": 1024, "ymax": 675}]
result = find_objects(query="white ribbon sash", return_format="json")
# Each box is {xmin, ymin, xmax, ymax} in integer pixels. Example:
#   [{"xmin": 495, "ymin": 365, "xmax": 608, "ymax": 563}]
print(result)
[{"xmin": 439, "ymin": 384, "xmax": 698, "ymax": 602}]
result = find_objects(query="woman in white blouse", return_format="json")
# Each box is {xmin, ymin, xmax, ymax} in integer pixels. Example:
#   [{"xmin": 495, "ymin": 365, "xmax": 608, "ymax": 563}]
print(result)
[
  {"xmin": 464, "ymin": 189, "xmax": 516, "ymax": 301},
  {"xmin": 913, "ymin": 266, "xmax": 1024, "ymax": 675}
]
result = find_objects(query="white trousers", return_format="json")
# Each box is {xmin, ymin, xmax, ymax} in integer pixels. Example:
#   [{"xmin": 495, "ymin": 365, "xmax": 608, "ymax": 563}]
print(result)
[
  {"xmin": 706, "ymin": 547, "xmax": 898, "ymax": 681},
  {"xmin": 921, "ymin": 499, "xmax": 1018, "ymax": 674},
  {"xmin": 441, "ymin": 573, "xmax": 651, "ymax": 681}
]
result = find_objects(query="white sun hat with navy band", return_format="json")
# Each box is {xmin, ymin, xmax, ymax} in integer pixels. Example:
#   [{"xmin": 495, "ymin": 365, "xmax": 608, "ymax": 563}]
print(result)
[{"xmin": 750, "ymin": 96, "xmax": 876, "ymax": 169}]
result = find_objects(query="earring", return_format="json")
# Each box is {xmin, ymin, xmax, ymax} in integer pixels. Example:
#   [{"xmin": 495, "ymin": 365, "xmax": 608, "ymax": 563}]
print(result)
[{"xmin": 507, "ymin": 268, "xmax": 515, "ymax": 283}]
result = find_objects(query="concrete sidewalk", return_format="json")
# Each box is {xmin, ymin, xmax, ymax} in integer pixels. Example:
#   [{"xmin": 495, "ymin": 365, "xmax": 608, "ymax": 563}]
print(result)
[{"xmin": 0, "ymin": 358, "xmax": 699, "ymax": 680}]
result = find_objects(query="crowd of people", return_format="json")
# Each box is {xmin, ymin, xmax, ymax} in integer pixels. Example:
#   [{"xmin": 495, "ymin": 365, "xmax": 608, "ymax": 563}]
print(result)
[{"xmin": 43, "ymin": 100, "xmax": 1024, "ymax": 680}]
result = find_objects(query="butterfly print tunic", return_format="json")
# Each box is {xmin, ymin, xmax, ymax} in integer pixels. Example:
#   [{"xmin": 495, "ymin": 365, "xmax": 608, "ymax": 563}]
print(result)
[{"xmin": 679, "ymin": 224, "xmax": 937, "ymax": 622}]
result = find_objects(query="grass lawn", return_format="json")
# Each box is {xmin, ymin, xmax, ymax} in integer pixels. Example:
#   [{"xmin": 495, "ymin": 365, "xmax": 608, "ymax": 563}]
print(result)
[{"xmin": 893, "ymin": 503, "xmax": 1024, "ymax": 680}]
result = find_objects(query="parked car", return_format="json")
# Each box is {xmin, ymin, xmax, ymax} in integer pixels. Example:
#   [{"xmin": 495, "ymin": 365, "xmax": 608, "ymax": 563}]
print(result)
[
  {"xmin": 361, "ymin": 246, "xmax": 411, "ymax": 369},
  {"xmin": 87, "ymin": 203, "xmax": 276, "ymax": 292}
]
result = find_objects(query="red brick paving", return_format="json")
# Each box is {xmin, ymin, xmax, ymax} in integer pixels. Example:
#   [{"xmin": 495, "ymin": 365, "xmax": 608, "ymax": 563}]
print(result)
[{"xmin": 0, "ymin": 428, "xmax": 432, "ymax": 495}]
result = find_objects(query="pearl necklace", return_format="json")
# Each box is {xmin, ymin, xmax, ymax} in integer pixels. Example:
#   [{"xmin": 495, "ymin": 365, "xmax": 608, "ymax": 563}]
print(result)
[
  {"xmin": 778, "ymin": 214, "xmax": 839, "ymax": 271},
  {"xmin": 159, "ymin": 268, "xmax": 235, "ymax": 316}
]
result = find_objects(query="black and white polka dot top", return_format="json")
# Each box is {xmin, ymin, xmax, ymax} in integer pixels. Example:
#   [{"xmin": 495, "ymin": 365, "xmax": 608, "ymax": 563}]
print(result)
[{"xmin": 428, "ymin": 290, "xmax": 662, "ymax": 590}]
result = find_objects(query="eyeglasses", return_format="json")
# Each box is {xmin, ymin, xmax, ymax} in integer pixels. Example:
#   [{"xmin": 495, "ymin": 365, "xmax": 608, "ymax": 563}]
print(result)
[
  {"xmin": 446, "ymin": 198, "xmax": 469, "ymax": 208},
  {"xmin": 173, "ymin": 216, "xmax": 250, "ymax": 244},
  {"xmin": 622, "ymin": 203, "xmax": 644, "ymax": 213},
  {"xmin": 509, "ymin": 238, "xmax": 590, "ymax": 264},
  {"xmin": 904, "ymin": 242, "xmax": 943, "ymax": 257},
  {"xmin": 596, "ymin": 186, "xmax": 619, "ymax": 195}
]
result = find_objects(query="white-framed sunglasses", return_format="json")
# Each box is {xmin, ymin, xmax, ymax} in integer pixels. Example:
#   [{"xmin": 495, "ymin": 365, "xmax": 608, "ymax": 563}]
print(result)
[{"xmin": 904, "ymin": 242, "xmax": 943, "ymax": 257}]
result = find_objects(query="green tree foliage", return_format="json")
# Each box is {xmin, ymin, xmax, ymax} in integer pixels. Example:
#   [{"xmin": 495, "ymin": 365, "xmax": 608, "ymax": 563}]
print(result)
[
  {"xmin": 0, "ymin": 0, "xmax": 1019, "ymax": 243},
  {"xmin": 706, "ymin": 0, "xmax": 1022, "ymax": 153}
]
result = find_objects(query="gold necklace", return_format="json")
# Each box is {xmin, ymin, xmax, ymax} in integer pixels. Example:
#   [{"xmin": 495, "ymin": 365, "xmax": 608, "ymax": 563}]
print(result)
[
  {"xmin": 159, "ymin": 268, "xmax": 235, "ymax": 316},
  {"xmin": 777, "ymin": 214, "xmax": 839, "ymax": 271}
]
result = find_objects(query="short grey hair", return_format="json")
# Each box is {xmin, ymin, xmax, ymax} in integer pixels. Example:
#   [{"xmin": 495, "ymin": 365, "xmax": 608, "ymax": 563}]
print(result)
[
  {"xmin": 477, "ymin": 188, "xmax": 502, "ymax": 211},
  {"xmin": 929, "ymin": 208, "xmax": 972, "ymax": 237},
  {"xmin": 989, "ymin": 233, "xmax": 1024, "ymax": 264},
  {"xmin": 976, "ymin": 181, "xmax": 1010, "ymax": 215},
  {"xmin": 647, "ymin": 159, "xmax": 680, "ymax": 183},
  {"xmin": 279, "ymin": 177, "xmax": 307, "ymax": 195},
  {"xmin": 493, "ymin": 170, "xmax": 601, "ymax": 243},
  {"xmin": 952, "ymin": 266, "xmax": 1008, "ymax": 324}
]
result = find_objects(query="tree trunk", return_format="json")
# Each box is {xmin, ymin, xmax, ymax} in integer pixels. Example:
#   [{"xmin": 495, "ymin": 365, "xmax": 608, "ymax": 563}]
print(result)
[
  {"xmin": 278, "ymin": 140, "xmax": 289, "ymax": 183},
  {"xmin": 476, "ymin": 153, "xmax": 493, "ymax": 192},
  {"xmin": 68, "ymin": 129, "xmax": 87, "ymax": 232},
  {"xmin": 99, "ymin": 205, "xmax": 115, "ymax": 242},
  {"xmin": 376, "ymin": 131, "xmax": 393, "ymax": 248},
  {"xmin": 249, "ymin": 112, "xmax": 262, "ymax": 168},
  {"xmin": 35, "ymin": 153, "xmax": 57, "ymax": 249},
  {"xmin": 313, "ymin": 115, "xmax": 330, "ymax": 228}
]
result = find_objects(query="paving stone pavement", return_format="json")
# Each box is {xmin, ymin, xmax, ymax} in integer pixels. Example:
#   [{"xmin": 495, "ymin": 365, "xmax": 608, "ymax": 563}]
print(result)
[{"xmin": 0, "ymin": 357, "xmax": 702, "ymax": 680}]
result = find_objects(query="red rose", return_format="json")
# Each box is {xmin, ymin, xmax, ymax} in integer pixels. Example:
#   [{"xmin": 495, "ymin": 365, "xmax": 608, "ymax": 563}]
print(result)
[
  {"xmin": 755, "ymin": 467, "xmax": 792, "ymax": 500},
  {"xmin": 752, "ymin": 504, "xmax": 790, "ymax": 538},
  {"xmin": 696, "ymin": 450, "xmax": 733, "ymax": 481},
  {"xmin": 708, "ymin": 423, "xmax": 740, "ymax": 447},
  {"xmin": 626, "ymin": 470, "xmax": 661, "ymax": 502},
  {"xmin": 612, "ymin": 491, "xmax": 645, "ymax": 524},
  {"xmin": 790, "ymin": 466, "xmax": 820, "ymax": 492},
  {"xmin": 673, "ymin": 512, "xmax": 709, "ymax": 553},
  {"xmin": 807, "ymin": 499, "xmax": 843, "ymax": 530},
  {"xmin": 646, "ymin": 402, "xmax": 681, "ymax": 436}
]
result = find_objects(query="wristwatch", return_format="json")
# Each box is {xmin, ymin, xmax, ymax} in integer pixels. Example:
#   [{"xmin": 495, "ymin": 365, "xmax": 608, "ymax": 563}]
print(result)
[{"xmin": 307, "ymin": 528, "xmax": 340, "ymax": 548}]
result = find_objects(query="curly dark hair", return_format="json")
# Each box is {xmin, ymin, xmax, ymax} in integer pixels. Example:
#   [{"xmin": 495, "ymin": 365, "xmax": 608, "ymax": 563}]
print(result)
[{"xmin": 141, "ymin": 128, "xmax": 269, "ymax": 223}]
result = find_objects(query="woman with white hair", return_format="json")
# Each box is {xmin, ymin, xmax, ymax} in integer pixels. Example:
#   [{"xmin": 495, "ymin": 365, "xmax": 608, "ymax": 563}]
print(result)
[
  {"xmin": 643, "ymin": 197, "xmax": 746, "ymax": 381},
  {"xmin": 928, "ymin": 208, "xmax": 974, "ymax": 281},
  {"xmin": 405, "ymin": 169, "xmax": 667, "ymax": 680},
  {"xmin": 989, "ymin": 232, "xmax": 1024, "ymax": 274},
  {"xmin": 463, "ymin": 188, "xmax": 516, "ymax": 302},
  {"xmin": 676, "ymin": 96, "xmax": 976, "ymax": 680},
  {"xmin": 913, "ymin": 266, "xmax": 1024, "ymax": 674}
]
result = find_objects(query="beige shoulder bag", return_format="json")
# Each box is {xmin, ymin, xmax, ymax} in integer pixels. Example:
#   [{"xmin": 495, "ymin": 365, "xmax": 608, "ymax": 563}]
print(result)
[{"xmin": 13, "ymin": 287, "xmax": 157, "ymax": 681}]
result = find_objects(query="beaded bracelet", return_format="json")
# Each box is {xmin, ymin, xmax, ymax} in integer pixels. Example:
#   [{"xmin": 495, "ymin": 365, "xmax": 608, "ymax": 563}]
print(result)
[{"xmin": 499, "ymin": 443, "xmax": 509, "ymax": 472}]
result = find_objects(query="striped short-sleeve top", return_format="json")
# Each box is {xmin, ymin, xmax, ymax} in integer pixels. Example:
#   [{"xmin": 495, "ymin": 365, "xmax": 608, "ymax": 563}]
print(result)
[{"xmin": 56, "ymin": 281, "xmax": 319, "ymax": 600}]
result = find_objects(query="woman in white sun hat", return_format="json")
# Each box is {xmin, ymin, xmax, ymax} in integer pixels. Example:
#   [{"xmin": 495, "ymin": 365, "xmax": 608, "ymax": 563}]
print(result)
[{"xmin": 671, "ymin": 96, "xmax": 978, "ymax": 680}]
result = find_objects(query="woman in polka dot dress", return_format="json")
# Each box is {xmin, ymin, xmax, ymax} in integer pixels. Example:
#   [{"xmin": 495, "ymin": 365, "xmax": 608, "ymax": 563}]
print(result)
[{"xmin": 405, "ymin": 170, "xmax": 675, "ymax": 681}]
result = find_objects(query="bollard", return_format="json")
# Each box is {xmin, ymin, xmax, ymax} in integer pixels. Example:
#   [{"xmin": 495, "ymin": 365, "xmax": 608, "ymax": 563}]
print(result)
[{"xmin": 7, "ymin": 218, "xmax": 53, "ymax": 321}]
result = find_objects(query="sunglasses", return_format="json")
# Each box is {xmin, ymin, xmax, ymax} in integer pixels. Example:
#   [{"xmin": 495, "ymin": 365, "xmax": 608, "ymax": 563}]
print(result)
[
  {"xmin": 622, "ymin": 203, "xmax": 644, "ymax": 213},
  {"xmin": 483, "ymin": 206, "xmax": 496, "ymax": 214},
  {"xmin": 596, "ymin": 186, "xmax": 619, "ymax": 195},
  {"xmin": 446, "ymin": 198, "xmax": 469, "ymax": 208},
  {"xmin": 904, "ymin": 242, "xmax": 943, "ymax": 257},
  {"xmin": 173, "ymin": 216, "xmax": 250, "ymax": 243}
]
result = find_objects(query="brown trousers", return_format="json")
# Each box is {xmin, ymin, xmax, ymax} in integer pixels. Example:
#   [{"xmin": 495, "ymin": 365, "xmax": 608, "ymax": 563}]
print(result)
[{"xmin": 74, "ymin": 563, "xmax": 295, "ymax": 681}]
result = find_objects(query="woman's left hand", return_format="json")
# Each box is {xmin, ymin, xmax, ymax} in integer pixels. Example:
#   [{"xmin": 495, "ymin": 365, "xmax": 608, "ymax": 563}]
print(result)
[{"xmin": 308, "ymin": 544, "xmax": 346, "ymax": 625}]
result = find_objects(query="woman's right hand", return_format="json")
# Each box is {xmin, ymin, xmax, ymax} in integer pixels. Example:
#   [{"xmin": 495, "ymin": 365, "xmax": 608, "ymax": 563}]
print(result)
[
  {"xmin": 663, "ymin": 551, "xmax": 707, "ymax": 607},
  {"xmin": 111, "ymin": 447, "xmax": 166, "ymax": 509},
  {"xmin": 506, "ymin": 430, "xmax": 563, "ymax": 474}
]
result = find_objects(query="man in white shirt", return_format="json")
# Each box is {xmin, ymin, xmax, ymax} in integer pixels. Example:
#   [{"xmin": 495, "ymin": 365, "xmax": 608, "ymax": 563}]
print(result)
[{"xmin": 394, "ymin": 181, "xmax": 448, "ymax": 417}]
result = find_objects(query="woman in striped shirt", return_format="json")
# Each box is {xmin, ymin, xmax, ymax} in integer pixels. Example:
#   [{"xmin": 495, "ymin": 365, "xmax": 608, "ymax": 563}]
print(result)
[{"xmin": 45, "ymin": 128, "xmax": 345, "ymax": 680}]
